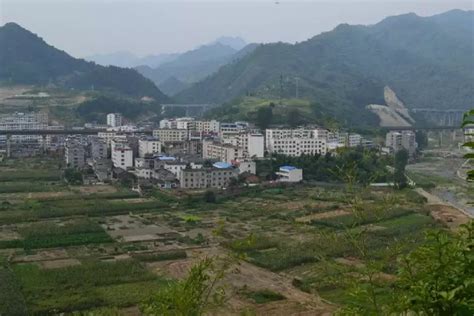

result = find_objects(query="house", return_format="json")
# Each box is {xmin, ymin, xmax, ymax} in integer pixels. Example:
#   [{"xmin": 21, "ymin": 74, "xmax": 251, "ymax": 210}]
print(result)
[{"xmin": 276, "ymin": 165, "xmax": 303, "ymax": 182}]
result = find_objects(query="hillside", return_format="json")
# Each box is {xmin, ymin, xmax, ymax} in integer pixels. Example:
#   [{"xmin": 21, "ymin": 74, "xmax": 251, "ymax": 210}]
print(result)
[
  {"xmin": 0, "ymin": 23, "xmax": 171, "ymax": 102},
  {"xmin": 176, "ymin": 10, "xmax": 474, "ymax": 126},
  {"xmin": 136, "ymin": 40, "xmax": 257, "ymax": 94},
  {"xmin": 85, "ymin": 51, "xmax": 179, "ymax": 68}
]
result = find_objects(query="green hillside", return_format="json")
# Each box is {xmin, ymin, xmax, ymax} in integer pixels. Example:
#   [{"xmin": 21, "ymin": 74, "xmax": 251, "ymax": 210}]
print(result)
[
  {"xmin": 177, "ymin": 10, "xmax": 474, "ymax": 126},
  {"xmin": 0, "ymin": 23, "xmax": 171, "ymax": 102}
]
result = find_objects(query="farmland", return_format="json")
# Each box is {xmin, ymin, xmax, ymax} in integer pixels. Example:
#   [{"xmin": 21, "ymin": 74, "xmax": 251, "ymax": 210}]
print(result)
[{"xmin": 0, "ymin": 157, "xmax": 462, "ymax": 315}]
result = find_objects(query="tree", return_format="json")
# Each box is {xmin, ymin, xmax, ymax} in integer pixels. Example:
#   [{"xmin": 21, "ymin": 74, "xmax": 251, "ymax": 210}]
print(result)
[
  {"xmin": 394, "ymin": 222, "xmax": 474, "ymax": 315},
  {"xmin": 394, "ymin": 149, "xmax": 409, "ymax": 189},
  {"xmin": 255, "ymin": 106, "xmax": 273, "ymax": 130},
  {"xmin": 142, "ymin": 258, "xmax": 226, "ymax": 316},
  {"xmin": 64, "ymin": 168, "xmax": 83, "ymax": 185},
  {"xmin": 287, "ymin": 108, "xmax": 302, "ymax": 127},
  {"xmin": 203, "ymin": 190, "xmax": 216, "ymax": 203},
  {"xmin": 415, "ymin": 131, "xmax": 428, "ymax": 151}
]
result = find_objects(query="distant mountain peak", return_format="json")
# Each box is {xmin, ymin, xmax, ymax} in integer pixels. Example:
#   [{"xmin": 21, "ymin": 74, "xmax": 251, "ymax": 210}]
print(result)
[{"xmin": 213, "ymin": 36, "xmax": 247, "ymax": 50}]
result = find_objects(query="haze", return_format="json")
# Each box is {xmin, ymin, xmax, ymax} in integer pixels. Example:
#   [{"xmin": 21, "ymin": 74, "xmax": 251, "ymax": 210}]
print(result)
[{"xmin": 1, "ymin": 0, "xmax": 472, "ymax": 58}]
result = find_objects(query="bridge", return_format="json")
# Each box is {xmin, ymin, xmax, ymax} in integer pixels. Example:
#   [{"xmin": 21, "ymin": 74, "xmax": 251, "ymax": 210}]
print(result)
[
  {"xmin": 382, "ymin": 125, "xmax": 461, "ymax": 131},
  {"xmin": 161, "ymin": 104, "xmax": 216, "ymax": 117},
  {"xmin": 411, "ymin": 108, "xmax": 466, "ymax": 127}
]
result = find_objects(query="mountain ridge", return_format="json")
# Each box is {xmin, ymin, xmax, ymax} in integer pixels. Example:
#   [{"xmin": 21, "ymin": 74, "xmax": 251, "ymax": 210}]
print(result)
[{"xmin": 0, "ymin": 22, "xmax": 171, "ymax": 102}]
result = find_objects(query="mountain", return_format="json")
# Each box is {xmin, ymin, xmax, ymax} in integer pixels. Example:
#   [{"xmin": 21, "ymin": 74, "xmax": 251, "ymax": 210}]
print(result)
[
  {"xmin": 176, "ymin": 10, "xmax": 474, "ymax": 126},
  {"xmin": 157, "ymin": 76, "xmax": 191, "ymax": 96},
  {"xmin": 135, "ymin": 38, "xmax": 256, "ymax": 95},
  {"xmin": 0, "ymin": 23, "xmax": 170, "ymax": 101},
  {"xmin": 211, "ymin": 36, "xmax": 247, "ymax": 50},
  {"xmin": 85, "ymin": 51, "xmax": 179, "ymax": 68}
]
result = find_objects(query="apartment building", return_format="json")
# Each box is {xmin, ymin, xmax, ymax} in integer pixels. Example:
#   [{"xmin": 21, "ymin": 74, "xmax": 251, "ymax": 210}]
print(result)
[
  {"xmin": 179, "ymin": 163, "xmax": 238, "ymax": 189},
  {"xmin": 162, "ymin": 140, "xmax": 202, "ymax": 156},
  {"xmin": 65, "ymin": 139, "xmax": 85, "ymax": 169},
  {"xmin": 138, "ymin": 137, "xmax": 161, "ymax": 158},
  {"xmin": 195, "ymin": 120, "xmax": 220, "ymax": 133},
  {"xmin": 202, "ymin": 139, "xmax": 244, "ymax": 163},
  {"xmin": 111, "ymin": 143, "xmax": 133, "ymax": 169},
  {"xmin": 106, "ymin": 113, "xmax": 123, "ymax": 127},
  {"xmin": 238, "ymin": 133, "xmax": 265, "ymax": 158},
  {"xmin": 90, "ymin": 137, "xmax": 108, "ymax": 160},
  {"xmin": 266, "ymin": 128, "xmax": 327, "ymax": 156},
  {"xmin": 385, "ymin": 131, "xmax": 417, "ymax": 155},
  {"xmin": 153, "ymin": 129, "xmax": 189, "ymax": 142}
]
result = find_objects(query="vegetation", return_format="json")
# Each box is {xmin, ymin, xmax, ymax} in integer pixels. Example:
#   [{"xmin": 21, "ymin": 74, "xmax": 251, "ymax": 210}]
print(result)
[
  {"xmin": 76, "ymin": 95, "xmax": 163, "ymax": 123},
  {"xmin": 13, "ymin": 260, "xmax": 166, "ymax": 314},
  {"xmin": 0, "ymin": 23, "xmax": 170, "ymax": 100},
  {"xmin": 178, "ymin": 11, "xmax": 473, "ymax": 126},
  {"xmin": 257, "ymin": 147, "xmax": 391, "ymax": 184},
  {"xmin": 394, "ymin": 149, "xmax": 409, "ymax": 188},
  {"xmin": 241, "ymin": 288, "xmax": 285, "ymax": 304},
  {"xmin": 64, "ymin": 168, "xmax": 83, "ymax": 185},
  {"xmin": 142, "ymin": 258, "xmax": 226, "ymax": 316}
]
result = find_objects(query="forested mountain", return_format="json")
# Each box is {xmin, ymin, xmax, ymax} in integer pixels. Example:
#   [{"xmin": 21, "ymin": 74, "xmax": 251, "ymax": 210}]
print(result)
[
  {"xmin": 135, "ymin": 39, "xmax": 257, "ymax": 95},
  {"xmin": 0, "ymin": 23, "xmax": 171, "ymax": 102},
  {"xmin": 176, "ymin": 10, "xmax": 474, "ymax": 126}
]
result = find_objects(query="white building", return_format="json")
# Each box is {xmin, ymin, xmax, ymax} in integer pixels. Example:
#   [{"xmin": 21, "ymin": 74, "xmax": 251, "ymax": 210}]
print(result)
[
  {"xmin": 65, "ymin": 139, "xmax": 85, "ymax": 169},
  {"xmin": 236, "ymin": 160, "xmax": 256, "ymax": 174},
  {"xmin": 266, "ymin": 128, "xmax": 327, "ymax": 157},
  {"xmin": 106, "ymin": 113, "xmax": 123, "ymax": 127},
  {"xmin": 386, "ymin": 131, "xmax": 417, "ymax": 155},
  {"xmin": 276, "ymin": 166, "xmax": 303, "ymax": 182},
  {"xmin": 195, "ymin": 120, "xmax": 220, "ymax": 133},
  {"xmin": 153, "ymin": 129, "xmax": 189, "ymax": 142},
  {"xmin": 111, "ymin": 143, "xmax": 133, "ymax": 169},
  {"xmin": 203, "ymin": 139, "xmax": 244, "ymax": 163},
  {"xmin": 138, "ymin": 138, "xmax": 161, "ymax": 158},
  {"xmin": 242, "ymin": 133, "xmax": 264, "ymax": 158}
]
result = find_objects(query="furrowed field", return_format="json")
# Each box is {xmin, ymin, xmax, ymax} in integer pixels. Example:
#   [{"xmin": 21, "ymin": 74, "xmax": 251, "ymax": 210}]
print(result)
[{"xmin": 0, "ymin": 157, "xmax": 462, "ymax": 315}]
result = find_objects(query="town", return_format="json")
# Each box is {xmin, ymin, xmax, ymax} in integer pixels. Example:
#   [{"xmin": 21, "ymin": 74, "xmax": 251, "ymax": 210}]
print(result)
[{"xmin": 0, "ymin": 111, "xmax": 422, "ymax": 191}]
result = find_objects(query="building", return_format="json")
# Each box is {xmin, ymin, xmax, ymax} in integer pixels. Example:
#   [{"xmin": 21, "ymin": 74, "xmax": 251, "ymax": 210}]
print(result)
[
  {"xmin": 65, "ymin": 139, "xmax": 85, "ymax": 168},
  {"xmin": 153, "ymin": 129, "xmax": 189, "ymax": 142},
  {"xmin": 106, "ymin": 113, "xmax": 123, "ymax": 127},
  {"xmin": 111, "ymin": 143, "xmax": 133, "ymax": 170},
  {"xmin": 179, "ymin": 162, "xmax": 238, "ymax": 189},
  {"xmin": 203, "ymin": 139, "xmax": 244, "ymax": 163},
  {"xmin": 195, "ymin": 120, "xmax": 220, "ymax": 133},
  {"xmin": 385, "ymin": 131, "xmax": 417, "ymax": 155},
  {"xmin": 138, "ymin": 138, "xmax": 161, "ymax": 158},
  {"xmin": 235, "ymin": 160, "xmax": 256, "ymax": 174},
  {"xmin": 276, "ymin": 166, "xmax": 303, "ymax": 182},
  {"xmin": 239, "ymin": 133, "xmax": 264, "ymax": 158},
  {"xmin": 90, "ymin": 137, "xmax": 108, "ymax": 160},
  {"xmin": 162, "ymin": 140, "xmax": 202, "ymax": 156},
  {"xmin": 266, "ymin": 128, "xmax": 327, "ymax": 156}
]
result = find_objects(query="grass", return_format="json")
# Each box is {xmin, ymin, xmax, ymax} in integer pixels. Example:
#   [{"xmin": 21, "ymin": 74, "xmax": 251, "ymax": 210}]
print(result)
[
  {"xmin": 242, "ymin": 289, "xmax": 286, "ymax": 304},
  {"xmin": 132, "ymin": 250, "xmax": 187, "ymax": 262},
  {"xmin": 0, "ymin": 219, "xmax": 113, "ymax": 249},
  {"xmin": 12, "ymin": 259, "xmax": 168, "ymax": 314},
  {"xmin": 0, "ymin": 266, "xmax": 28, "ymax": 315}
]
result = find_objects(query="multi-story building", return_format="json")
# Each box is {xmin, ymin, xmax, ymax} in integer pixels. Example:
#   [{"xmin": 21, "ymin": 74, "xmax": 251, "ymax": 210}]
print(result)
[
  {"xmin": 65, "ymin": 139, "xmax": 85, "ymax": 169},
  {"xmin": 202, "ymin": 139, "xmax": 244, "ymax": 163},
  {"xmin": 111, "ymin": 143, "xmax": 133, "ymax": 169},
  {"xmin": 162, "ymin": 140, "xmax": 202, "ymax": 156},
  {"xmin": 195, "ymin": 120, "xmax": 220, "ymax": 133},
  {"xmin": 266, "ymin": 128, "xmax": 327, "ymax": 157},
  {"xmin": 153, "ymin": 129, "xmax": 189, "ymax": 142},
  {"xmin": 98, "ymin": 132, "xmax": 127, "ymax": 146},
  {"xmin": 106, "ymin": 113, "xmax": 122, "ymax": 127},
  {"xmin": 179, "ymin": 162, "xmax": 238, "ymax": 189},
  {"xmin": 90, "ymin": 137, "xmax": 108, "ymax": 160},
  {"xmin": 385, "ymin": 131, "xmax": 417, "ymax": 155},
  {"xmin": 238, "ymin": 133, "xmax": 265, "ymax": 158},
  {"xmin": 138, "ymin": 137, "xmax": 161, "ymax": 158}
]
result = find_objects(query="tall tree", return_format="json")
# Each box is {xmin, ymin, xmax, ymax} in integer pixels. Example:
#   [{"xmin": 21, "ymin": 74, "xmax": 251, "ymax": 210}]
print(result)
[
  {"xmin": 255, "ymin": 105, "xmax": 273, "ymax": 130},
  {"xmin": 394, "ymin": 149, "xmax": 409, "ymax": 189}
]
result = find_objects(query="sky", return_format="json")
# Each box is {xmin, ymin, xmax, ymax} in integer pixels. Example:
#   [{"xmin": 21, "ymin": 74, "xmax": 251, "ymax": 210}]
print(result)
[{"xmin": 1, "ymin": 0, "xmax": 472, "ymax": 58}]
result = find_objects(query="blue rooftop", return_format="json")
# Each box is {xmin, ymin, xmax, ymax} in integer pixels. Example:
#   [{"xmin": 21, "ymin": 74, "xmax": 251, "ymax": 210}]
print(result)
[
  {"xmin": 213, "ymin": 162, "xmax": 233, "ymax": 169},
  {"xmin": 155, "ymin": 155, "xmax": 176, "ymax": 161},
  {"xmin": 280, "ymin": 165, "xmax": 297, "ymax": 171}
]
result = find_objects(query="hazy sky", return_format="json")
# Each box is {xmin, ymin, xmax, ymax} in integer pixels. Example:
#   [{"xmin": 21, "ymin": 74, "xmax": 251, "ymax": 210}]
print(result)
[{"xmin": 1, "ymin": 0, "xmax": 472, "ymax": 58}]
